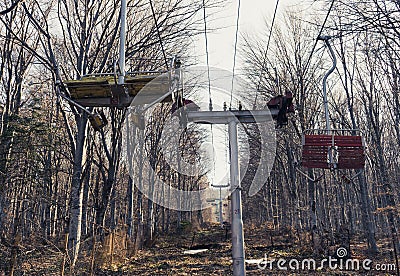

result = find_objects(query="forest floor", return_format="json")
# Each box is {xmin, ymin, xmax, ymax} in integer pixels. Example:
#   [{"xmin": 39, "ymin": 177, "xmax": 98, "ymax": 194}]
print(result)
[{"xmin": 0, "ymin": 223, "xmax": 398, "ymax": 275}]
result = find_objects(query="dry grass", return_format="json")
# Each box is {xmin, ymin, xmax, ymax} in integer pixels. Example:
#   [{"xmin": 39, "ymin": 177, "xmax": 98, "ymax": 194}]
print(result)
[{"xmin": 0, "ymin": 225, "xmax": 398, "ymax": 275}]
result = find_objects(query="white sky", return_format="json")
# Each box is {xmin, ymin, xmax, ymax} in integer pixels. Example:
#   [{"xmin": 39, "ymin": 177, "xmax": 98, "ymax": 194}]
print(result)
[
  {"xmin": 195, "ymin": 0, "xmax": 312, "ymax": 70},
  {"xmin": 187, "ymin": 0, "xmax": 318, "ymax": 187}
]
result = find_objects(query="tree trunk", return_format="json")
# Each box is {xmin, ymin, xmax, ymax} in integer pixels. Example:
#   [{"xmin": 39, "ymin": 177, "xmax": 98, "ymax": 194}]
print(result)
[
  {"xmin": 126, "ymin": 119, "xmax": 136, "ymax": 237},
  {"xmin": 0, "ymin": 113, "xmax": 13, "ymax": 234},
  {"xmin": 68, "ymin": 113, "xmax": 88, "ymax": 267},
  {"xmin": 135, "ymin": 129, "xmax": 144, "ymax": 251},
  {"xmin": 127, "ymin": 176, "xmax": 134, "ymax": 237},
  {"xmin": 357, "ymin": 171, "xmax": 378, "ymax": 253},
  {"xmin": 308, "ymin": 169, "xmax": 318, "ymax": 254},
  {"xmin": 81, "ymin": 169, "xmax": 91, "ymax": 237}
]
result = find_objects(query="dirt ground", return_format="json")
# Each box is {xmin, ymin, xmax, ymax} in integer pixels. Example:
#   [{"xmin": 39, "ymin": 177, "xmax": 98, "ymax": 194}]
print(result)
[{"xmin": 1, "ymin": 224, "xmax": 398, "ymax": 275}]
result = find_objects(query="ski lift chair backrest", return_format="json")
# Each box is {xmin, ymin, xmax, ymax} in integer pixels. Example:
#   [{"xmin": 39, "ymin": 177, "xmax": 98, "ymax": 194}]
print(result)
[{"xmin": 301, "ymin": 130, "xmax": 365, "ymax": 169}]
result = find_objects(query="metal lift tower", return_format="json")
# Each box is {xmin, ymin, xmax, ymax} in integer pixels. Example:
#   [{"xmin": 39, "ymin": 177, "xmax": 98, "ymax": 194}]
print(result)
[{"xmin": 187, "ymin": 109, "xmax": 279, "ymax": 276}]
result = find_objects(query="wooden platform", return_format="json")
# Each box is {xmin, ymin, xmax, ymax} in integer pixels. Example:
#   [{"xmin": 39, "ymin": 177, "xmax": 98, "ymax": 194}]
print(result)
[
  {"xmin": 301, "ymin": 134, "xmax": 365, "ymax": 169},
  {"xmin": 64, "ymin": 74, "xmax": 172, "ymax": 107}
]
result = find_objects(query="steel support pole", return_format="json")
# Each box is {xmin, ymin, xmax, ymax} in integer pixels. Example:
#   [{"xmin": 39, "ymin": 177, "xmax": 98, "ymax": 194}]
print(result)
[
  {"xmin": 118, "ymin": 0, "xmax": 127, "ymax": 85},
  {"xmin": 228, "ymin": 120, "xmax": 245, "ymax": 276},
  {"xmin": 186, "ymin": 109, "xmax": 276, "ymax": 276},
  {"xmin": 319, "ymin": 36, "xmax": 337, "ymax": 167}
]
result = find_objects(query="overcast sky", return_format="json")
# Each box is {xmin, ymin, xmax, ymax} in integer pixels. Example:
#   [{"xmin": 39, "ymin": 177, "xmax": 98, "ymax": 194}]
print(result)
[
  {"xmin": 188, "ymin": 0, "xmax": 320, "ymax": 186},
  {"xmin": 194, "ymin": 0, "xmax": 314, "ymax": 70}
]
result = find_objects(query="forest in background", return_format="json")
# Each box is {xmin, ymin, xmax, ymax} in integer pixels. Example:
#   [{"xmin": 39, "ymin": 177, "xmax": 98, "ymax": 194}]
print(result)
[{"xmin": 0, "ymin": 0, "xmax": 399, "ymax": 274}]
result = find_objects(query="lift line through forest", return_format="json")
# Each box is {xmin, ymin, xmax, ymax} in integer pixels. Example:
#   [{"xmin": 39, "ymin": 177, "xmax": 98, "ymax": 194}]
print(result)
[
  {"xmin": 57, "ymin": 8, "xmax": 292, "ymax": 276},
  {"xmin": 52, "ymin": 0, "xmax": 366, "ymax": 275}
]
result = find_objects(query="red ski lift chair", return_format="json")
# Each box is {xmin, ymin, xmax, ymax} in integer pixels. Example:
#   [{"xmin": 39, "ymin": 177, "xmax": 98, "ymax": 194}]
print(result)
[
  {"xmin": 301, "ymin": 129, "xmax": 366, "ymax": 170},
  {"xmin": 298, "ymin": 38, "xmax": 365, "ymax": 182}
]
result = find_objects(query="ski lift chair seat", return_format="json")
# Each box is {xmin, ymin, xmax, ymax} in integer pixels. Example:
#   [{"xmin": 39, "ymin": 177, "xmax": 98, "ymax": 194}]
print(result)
[{"xmin": 301, "ymin": 130, "xmax": 365, "ymax": 169}]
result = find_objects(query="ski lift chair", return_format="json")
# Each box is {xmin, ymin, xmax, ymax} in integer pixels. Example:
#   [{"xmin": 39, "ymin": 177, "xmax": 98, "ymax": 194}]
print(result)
[
  {"xmin": 297, "ymin": 37, "xmax": 365, "ymax": 182},
  {"xmin": 64, "ymin": 72, "xmax": 171, "ymax": 108},
  {"xmin": 301, "ymin": 129, "xmax": 366, "ymax": 170},
  {"xmin": 64, "ymin": 57, "xmax": 182, "ymax": 108},
  {"xmin": 63, "ymin": 57, "xmax": 183, "ymax": 131},
  {"xmin": 267, "ymin": 91, "xmax": 295, "ymax": 128}
]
